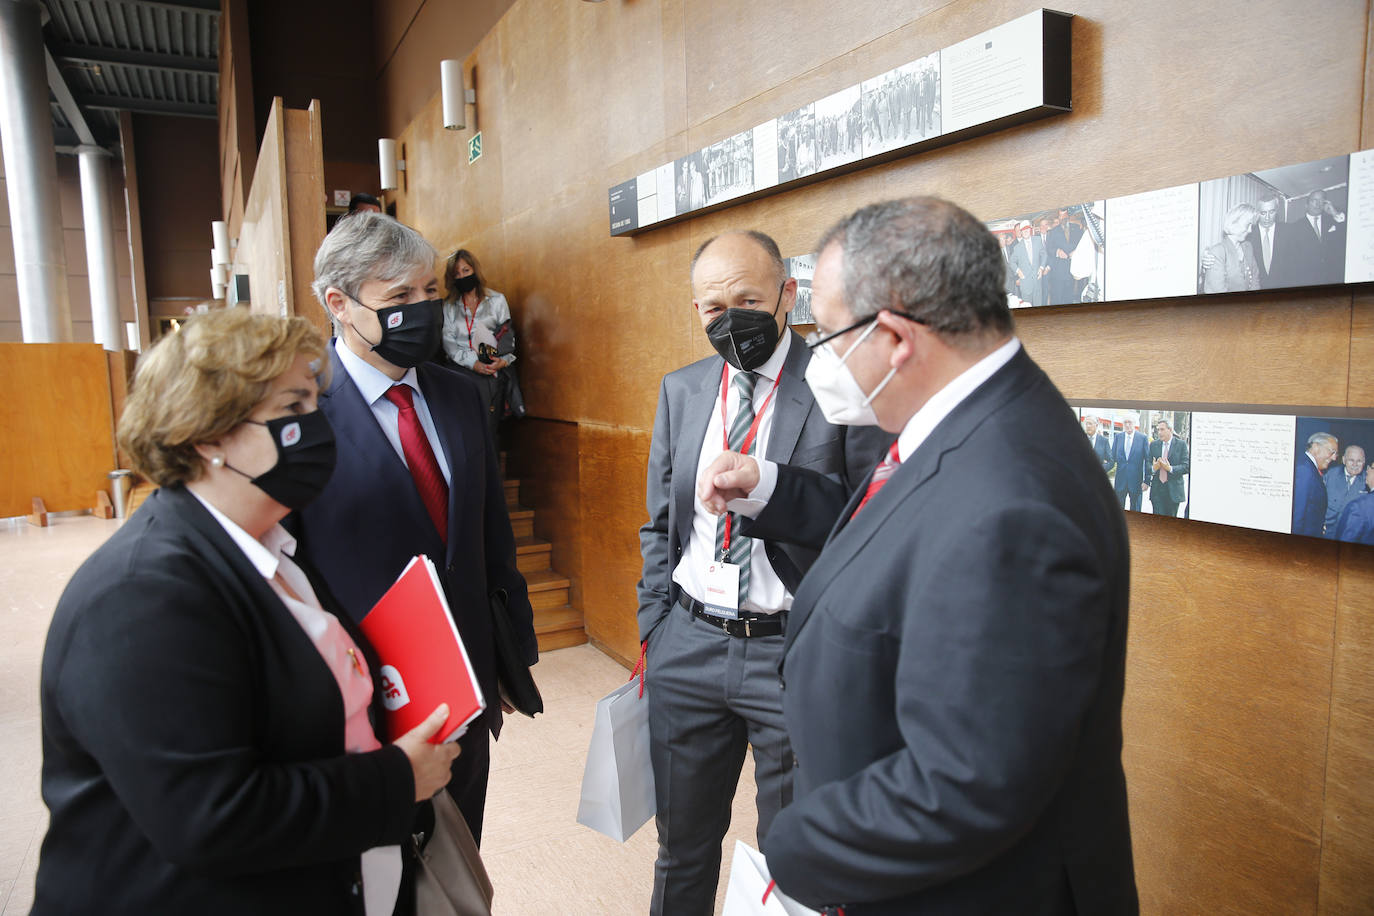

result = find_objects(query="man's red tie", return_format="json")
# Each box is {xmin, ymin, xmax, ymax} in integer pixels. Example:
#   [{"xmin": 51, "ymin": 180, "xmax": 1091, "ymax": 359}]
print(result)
[
  {"xmin": 384, "ymin": 384, "xmax": 449, "ymax": 543},
  {"xmin": 851, "ymin": 440, "xmax": 902, "ymax": 520}
]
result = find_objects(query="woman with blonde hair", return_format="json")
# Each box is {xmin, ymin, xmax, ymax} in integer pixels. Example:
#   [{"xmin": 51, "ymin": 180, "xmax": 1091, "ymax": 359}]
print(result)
[
  {"xmin": 34, "ymin": 307, "xmax": 458, "ymax": 915},
  {"xmin": 1202, "ymin": 201, "xmax": 1262, "ymax": 293}
]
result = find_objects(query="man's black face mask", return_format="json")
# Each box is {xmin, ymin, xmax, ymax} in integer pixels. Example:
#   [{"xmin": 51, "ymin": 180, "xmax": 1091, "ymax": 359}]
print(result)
[{"xmin": 704, "ymin": 283, "xmax": 786, "ymax": 372}]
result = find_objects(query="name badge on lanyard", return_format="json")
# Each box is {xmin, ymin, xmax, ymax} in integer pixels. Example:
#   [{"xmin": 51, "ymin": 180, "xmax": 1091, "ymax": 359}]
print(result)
[{"xmin": 701, "ymin": 560, "xmax": 741, "ymax": 619}]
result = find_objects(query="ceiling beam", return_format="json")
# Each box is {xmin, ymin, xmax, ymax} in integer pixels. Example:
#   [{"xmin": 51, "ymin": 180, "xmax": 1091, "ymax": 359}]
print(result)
[
  {"xmin": 44, "ymin": 47, "xmax": 97, "ymax": 146},
  {"xmin": 76, "ymin": 93, "xmax": 216, "ymax": 119},
  {"xmin": 69, "ymin": 0, "xmax": 222, "ymax": 13},
  {"xmin": 52, "ymin": 42, "xmax": 218, "ymax": 76}
]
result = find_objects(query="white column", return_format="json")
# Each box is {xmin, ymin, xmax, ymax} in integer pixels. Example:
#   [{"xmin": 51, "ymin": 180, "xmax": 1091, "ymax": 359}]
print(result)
[
  {"xmin": 77, "ymin": 146, "xmax": 122, "ymax": 351},
  {"xmin": 0, "ymin": 0, "xmax": 72, "ymax": 342}
]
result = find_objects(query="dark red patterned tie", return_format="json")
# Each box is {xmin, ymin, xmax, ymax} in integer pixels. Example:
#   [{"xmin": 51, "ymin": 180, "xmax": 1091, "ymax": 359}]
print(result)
[
  {"xmin": 384, "ymin": 384, "xmax": 449, "ymax": 543},
  {"xmin": 851, "ymin": 440, "xmax": 901, "ymax": 520}
]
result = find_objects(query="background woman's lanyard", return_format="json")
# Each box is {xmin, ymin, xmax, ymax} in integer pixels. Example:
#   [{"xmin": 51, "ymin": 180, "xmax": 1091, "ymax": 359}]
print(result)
[
  {"xmin": 717, "ymin": 363, "xmax": 780, "ymax": 557},
  {"xmin": 463, "ymin": 301, "xmax": 477, "ymax": 348}
]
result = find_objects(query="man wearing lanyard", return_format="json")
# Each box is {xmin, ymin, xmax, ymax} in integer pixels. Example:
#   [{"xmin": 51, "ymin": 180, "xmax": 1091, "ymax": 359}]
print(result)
[{"xmin": 637, "ymin": 231, "xmax": 891, "ymax": 915}]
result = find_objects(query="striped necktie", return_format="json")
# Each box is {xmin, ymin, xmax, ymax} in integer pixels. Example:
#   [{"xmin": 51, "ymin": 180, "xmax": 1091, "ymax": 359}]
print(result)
[
  {"xmin": 715, "ymin": 371, "xmax": 757, "ymax": 603},
  {"xmin": 851, "ymin": 440, "xmax": 902, "ymax": 520}
]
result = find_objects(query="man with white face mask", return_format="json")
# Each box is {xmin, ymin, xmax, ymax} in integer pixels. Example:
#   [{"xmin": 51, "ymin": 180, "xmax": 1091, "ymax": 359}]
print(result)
[
  {"xmin": 636, "ymin": 230, "xmax": 890, "ymax": 916},
  {"xmin": 699, "ymin": 197, "xmax": 1137, "ymax": 915}
]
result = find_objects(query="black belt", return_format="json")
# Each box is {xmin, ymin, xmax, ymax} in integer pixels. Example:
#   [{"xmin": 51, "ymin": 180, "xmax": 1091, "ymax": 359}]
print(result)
[{"xmin": 678, "ymin": 595, "xmax": 784, "ymax": 638}]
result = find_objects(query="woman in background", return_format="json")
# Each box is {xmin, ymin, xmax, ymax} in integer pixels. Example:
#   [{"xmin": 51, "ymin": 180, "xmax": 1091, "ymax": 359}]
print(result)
[
  {"xmin": 34, "ymin": 308, "xmax": 457, "ymax": 915},
  {"xmin": 441, "ymin": 248, "xmax": 520, "ymax": 441}
]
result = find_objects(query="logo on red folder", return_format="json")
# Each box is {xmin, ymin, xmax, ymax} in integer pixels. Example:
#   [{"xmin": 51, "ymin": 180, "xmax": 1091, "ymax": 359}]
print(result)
[
  {"xmin": 379, "ymin": 664, "xmax": 410, "ymax": 711},
  {"xmin": 387, "ymin": 312, "xmax": 404, "ymax": 329},
  {"xmin": 278, "ymin": 421, "xmax": 301, "ymax": 447}
]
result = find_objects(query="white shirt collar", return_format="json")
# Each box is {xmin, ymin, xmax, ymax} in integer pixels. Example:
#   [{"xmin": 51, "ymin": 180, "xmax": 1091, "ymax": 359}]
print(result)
[
  {"xmin": 334, "ymin": 337, "xmax": 421, "ymax": 406},
  {"xmin": 188, "ymin": 488, "xmax": 297, "ymax": 580},
  {"xmin": 726, "ymin": 325, "xmax": 791, "ymax": 387},
  {"xmin": 895, "ymin": 337, "xmax": 1021, "ymax": 462}
]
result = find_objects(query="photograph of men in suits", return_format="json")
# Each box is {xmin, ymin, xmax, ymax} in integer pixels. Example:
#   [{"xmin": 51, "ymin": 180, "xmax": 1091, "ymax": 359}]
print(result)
[
  {"xmin": 1007, "ymin": 219, "xmax": 1048, "ymax": 307},
  {"xmin": 1148, "ymin": 418, "xmax": 1190, "ymax": 518},
  {"xmin": 1112, "ymin": 415, "xmax": 1148, "ymax": 511},
  {"xmin": 292, "ymin": 212, "xmax": 537, "ymax": 844},
  {"xmin": 1293, "ymin": 431, "xmax": 1339, "ymax": 537},
  {"xmin": 698, "ymin": 197, "xmax": 1136, "ymax": 914},
  {"xmin": 636, "ymin": 230, "xmax": 888, "ymax": 915},
  {"xmin": 1084, "ymin": 415, "xmax": 1112, "ymax": 473},
  {"xmin": 1323, "ymin": 444, "xmax": 1367, "ymax": 537},
  {"xmin": 1286, "ymin": 188, "xmax": 1347, "ymax": 287}
]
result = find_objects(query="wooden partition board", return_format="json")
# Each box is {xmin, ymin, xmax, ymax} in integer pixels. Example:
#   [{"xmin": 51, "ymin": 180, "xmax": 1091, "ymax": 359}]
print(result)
[
  {"xmin": 283, "ymin": 102, "xmax": 328, "ymax": 336},
  {"xmin": 363, "ymin": 0, "xmax": 1374, "ymax": 908},
  {"xmin": 0, "ymin": 344, "xmax": 116, "ymax": 516},
  {"xmin": 239, "ymin": 98, "xmax": 290, "ymax": 319}
]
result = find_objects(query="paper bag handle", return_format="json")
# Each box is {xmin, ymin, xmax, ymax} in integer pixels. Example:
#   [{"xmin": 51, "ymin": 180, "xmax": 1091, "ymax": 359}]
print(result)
[{"xmin": 630, "ymin": 640, "xmax": 647, "ymax": 697}]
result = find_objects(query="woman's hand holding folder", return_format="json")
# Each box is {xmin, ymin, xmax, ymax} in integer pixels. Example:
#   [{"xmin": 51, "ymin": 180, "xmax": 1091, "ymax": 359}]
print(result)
[{"xmin": 396, "ymin": 703, "xmax": 463, "ymax": 801}]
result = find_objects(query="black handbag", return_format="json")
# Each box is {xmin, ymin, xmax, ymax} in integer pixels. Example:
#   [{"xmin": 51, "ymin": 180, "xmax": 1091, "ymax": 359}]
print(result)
[{"xmin": 490, "ymin": 587, "xmax": 543, "ymax": 716}]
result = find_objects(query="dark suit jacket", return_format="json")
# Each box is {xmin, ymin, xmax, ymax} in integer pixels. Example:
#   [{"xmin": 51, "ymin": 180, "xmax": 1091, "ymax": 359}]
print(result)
[
  {"xmin": 294, "ymin": 344, "xmax": 536, "ymax": 737},
  {"xmin": 1285, "ymin": 213, "xmax": 1346, "ymax": 287},
  {"xmin": 1148, "ymin": 436, "xmax": 1189, "ymax": 506},
  {"xmin": 1323, "ymin": 466, "xmax": 1367, "ymax": 535},
  {"xmin": 1246, "ymin": 222, "xmax": 1291, "ymax": 288},
  {"xmin": 753, "ymin": 348, "xmax": 1137, "ymax": 914},
  {"xmin": 35, "ymin": 485, "xmax": 416, "ymax": 915},
  {"xmin": 1292, "ymin": 453, "xmax": 1328, "ymax": 537},
  {"xmin": 1334, "ymin": 491, "xmax": 1374, "ymax": 545},
  {"xmin": 636, "ymin": 331, "xmax": 891, "ymax": 640},
  {"xmin": 1111, "ymin": 431, "xmax": 1148, "ymax": 494},
  {"xmin": 1091, "ymin": 432, "xmax": 1112, "ymax": 473}
]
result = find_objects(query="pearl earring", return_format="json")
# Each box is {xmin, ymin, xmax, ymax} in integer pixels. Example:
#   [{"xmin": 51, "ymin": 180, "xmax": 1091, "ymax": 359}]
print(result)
[{"xmin": 211, "ymin": 455, "xmax": 225, "ymax": 468}]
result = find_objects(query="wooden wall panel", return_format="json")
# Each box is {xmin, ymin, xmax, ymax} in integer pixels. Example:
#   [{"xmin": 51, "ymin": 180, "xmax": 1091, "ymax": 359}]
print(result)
[
  {"xmin": 507, "ymin": 418, "xmax": 583, "ymax": 608},
  {"xmin": 1124, "ymin": 515, "xmax": 1335, "ymax": 913},
  {"xmin": 372, "ymin": 0, "xmax": 1374, "ymax": 909},
  {"xmin": 1318, "ymin": 548, "xmax": 1374, "ymax": 915},
  {"xmin": 0, "ymin": 344, "xmax": 115, "ymax": 516},
  {"xmin": 578, "ymin": 425, "xmax": 652, "ymax": 664}
]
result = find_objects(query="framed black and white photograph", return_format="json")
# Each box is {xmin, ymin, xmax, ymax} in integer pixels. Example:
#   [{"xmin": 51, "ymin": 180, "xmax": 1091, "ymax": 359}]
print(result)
[
  {"xmin": 813, "ymin": 85, "xmax": 862, "ymax": 173},
  {"xmin": 674, "ymin": 150, "xmax": 708, "ymax": 214},
  {"xmin": 1245, "ymin": 155, "xmax": 1350, "ymax": 290},
  {"xmin": 786, "ymin": 253, "xmax": 816, "ymax": 325},
  {"xmin": 776, "ymin": 104, "xmax": 817, "ymax": 183},
  {"xmin": 702, "ymin": 130, "xmax": 754, "ymax": 207}
]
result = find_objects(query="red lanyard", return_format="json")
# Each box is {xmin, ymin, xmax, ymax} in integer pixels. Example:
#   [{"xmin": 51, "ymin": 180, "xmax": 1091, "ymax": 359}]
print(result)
[
  {"xmin": 463, "ymin": 303, "xmax": 477, "ymax": 347},
  {"xmin": 717, "ymin": 364, "xmax": 780, "ymax": 557}
]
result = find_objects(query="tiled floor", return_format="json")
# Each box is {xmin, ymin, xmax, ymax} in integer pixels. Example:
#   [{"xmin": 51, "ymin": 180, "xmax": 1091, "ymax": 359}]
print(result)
[{"xmin": 0, "ymin": 515, "xmax": 759, "ymax": 915}]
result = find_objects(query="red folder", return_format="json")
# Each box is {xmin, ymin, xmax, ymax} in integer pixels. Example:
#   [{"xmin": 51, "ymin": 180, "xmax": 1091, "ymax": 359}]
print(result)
[{"xmin": 359, "ymin": 555, "xmax": 486, "ymax": 744}]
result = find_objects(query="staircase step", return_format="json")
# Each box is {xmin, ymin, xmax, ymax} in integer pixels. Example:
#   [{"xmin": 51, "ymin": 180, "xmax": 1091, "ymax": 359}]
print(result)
[
  {"xmin": 515, "ymin": 536, "xmax": 553, "ymax": 573},
  {"xmin": 508, "ymin": 508, "xmax": 534, "ymax": 539},
  {"xmin": 524, "ymin": 568, "xmax": 571, "ymax": 610},
  {"xmin": 504, "ymin": 478, "xmax": 521, "ymax": 509},
  {"xmin": 535, "ymin": 604, "xmax": 588, "ymax": 652}
]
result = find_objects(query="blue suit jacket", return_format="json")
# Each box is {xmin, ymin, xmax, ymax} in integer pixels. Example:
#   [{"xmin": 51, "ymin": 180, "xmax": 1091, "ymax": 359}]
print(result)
[
  {"xmin": 1292, "ymin": 454, "xmax": 1327, "ymax": 538},
  {"xmin": 293, "ymin": 344, "xmax": 535, "ymax": 736},
  {"xmin": 1091, "ymin": 432, "xmax": 1112, "ymax": 473},
  {"xmin": 1110, "ymin": 431, "xmax": 1147, "ymax": 493},
  {"xmin": 1334, "ymin": 492, "xmax": 1374, "ymax": 545}
]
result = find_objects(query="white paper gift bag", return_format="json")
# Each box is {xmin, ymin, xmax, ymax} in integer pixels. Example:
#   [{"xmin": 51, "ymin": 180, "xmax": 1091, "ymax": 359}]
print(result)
[
  {"xmin": 722, "ymin": 841, "xmax": 820, "ymax": 916},
  {"xmin": 575, "ymin": 677, "xmax": 655, "ymax": 842}
]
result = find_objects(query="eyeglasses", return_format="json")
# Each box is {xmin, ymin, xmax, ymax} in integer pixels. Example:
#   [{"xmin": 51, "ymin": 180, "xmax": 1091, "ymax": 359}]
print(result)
[{"xmin": 804, "ymin": 309, "xmax": 925, "ymax": 351}]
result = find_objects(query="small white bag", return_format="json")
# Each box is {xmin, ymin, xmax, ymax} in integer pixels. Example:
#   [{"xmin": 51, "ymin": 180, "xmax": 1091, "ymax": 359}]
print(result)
[
  {"xmin": 575, "ymin": 675, "xmax": 655, "ymax": 842},
  {"xmin": 722, "ymin": 841, "xmax": 821, "ymax": 916}
]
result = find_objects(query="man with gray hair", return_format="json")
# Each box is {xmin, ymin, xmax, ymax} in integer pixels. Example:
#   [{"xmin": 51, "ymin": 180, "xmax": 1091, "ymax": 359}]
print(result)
[
  {"xmin": 1294, "ymin": 431, "xmax": 1339, "ymax": 537},
  {"xmin": 637, "ymin": 229, "xmax": 889, "ymax": 915},
  {"xmin": 699, "ymin": 197, "xmax": 1137, "ymax": 913},
  {"xmin": 291, "ymin": 212, "xmax": 536, "ymax": 849},
  {"xmin": 1323, "ymin": 444, "xmax": 1367, "ymax": 537},
  {"xmin": 1147, "ymin": 418, "xmax": 1189, "ymax": 518}
]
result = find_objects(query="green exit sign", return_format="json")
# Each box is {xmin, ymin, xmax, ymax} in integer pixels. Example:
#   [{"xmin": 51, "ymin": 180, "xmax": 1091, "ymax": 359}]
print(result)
[{"xmin": 468, "ymin": 131, "xmax": 483, "ymax": 164}]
